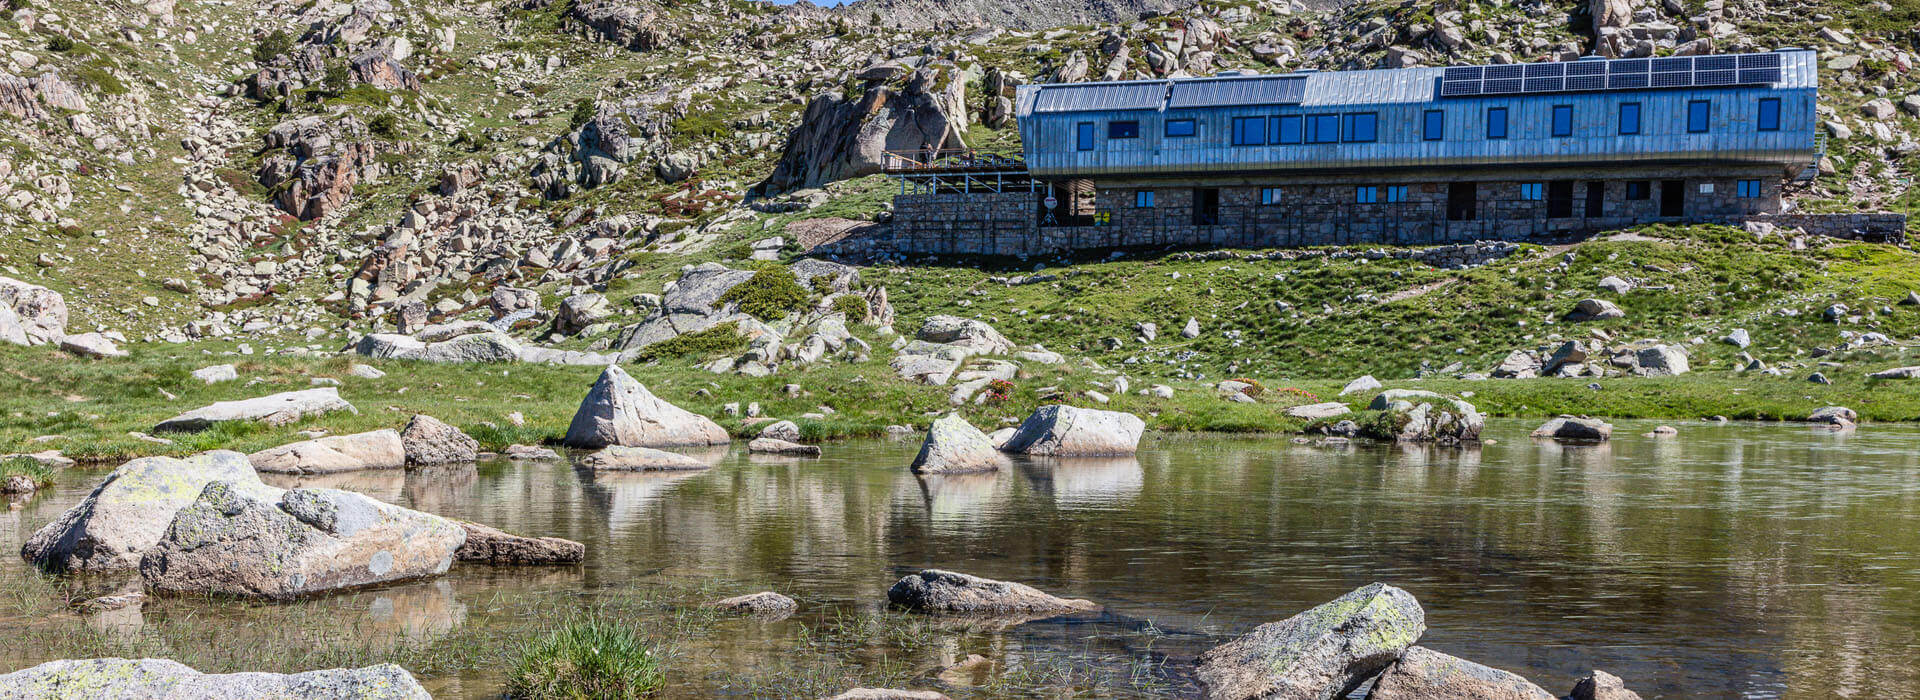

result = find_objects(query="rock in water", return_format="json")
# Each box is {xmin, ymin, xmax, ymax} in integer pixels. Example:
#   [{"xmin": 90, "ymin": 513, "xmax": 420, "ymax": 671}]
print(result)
[
  {"xmin": 887, "ymin": 569, "xmax": 1098, "ymax": 615},
  {"xmin": 139, "ymin": 483, "xmax": 465, "ymax": 600},
  {"xmin": 759, "ymin": 420, "xmax": 801, "ymax": 442},
  {"xmin": 563, "ymin": 365, "xmax": 728, "ymax": 448},
  {"xmin": 21, "ymin": 451, "xmax": 266, "ymax": 573},
  {"xmin": 153, "ymin": 388, "xmax": 357, "ymax": 433},
  {"xmin": 823, "ymin": 690, "xmax": 953, "ymax": 700},
  {"xmin": 749, "ymin": 438, "xmax": 821, "ymax": 456},
  {"xmin": 1195, "ymin": 582, "xmax": 1426, "ymax": 700},
  {"xmin": 577, "ymin": 445, "xmax": 711, "ymax": 471},
  {"xmin": 1366, "ymin": 390, "xmax": 1484, "ymax": 444},
  {"xmin": 455, "ymin": 521, "xmax": 583, "ymax": 565},
  {"xmin": 1530, "ymin": 416, "xmax": 1614, "ymax": 441},
  {"xmin": 504, "ymin": 444, "xmax": 561, "ymax": 461},
  {"xmin": 1369, "ymin": 646, "xmax": 1554, "ymax": 699},
  {"xmin": 1565, "ymin": 670, "xmax": 1644, "ymax": 700},
  {"xmin": 0, "ymin": 658, "xmax": 429, "ymax": 699},
  {"xmin": 911, "ymin": 414, "xmax": 1009, "ymax": 474},
  {"xmin": 1807, "ymin": 406, "xmax": 1858, "ymax": 425},
  {"xmin": 999, "ymin": 405, "xmax": 1145, "ymax": 457},
  {"xmin": 250, "ymin": 430, "xmax": 406, "ymax": 474},
  {"xmin": 401, "ymin": 414, "xmax": 478, "ymax": 464},
  {"xmin": 704, "ymin": 591, "xmax": 799, "ymax": 616}
]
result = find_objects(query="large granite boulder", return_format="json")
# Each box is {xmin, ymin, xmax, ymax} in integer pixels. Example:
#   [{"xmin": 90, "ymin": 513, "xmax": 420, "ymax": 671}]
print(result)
[
  {"xmin": 887, "ymin": 569, "xmax": 1098, "ymax": 616},
  {"xmin": 999, "ymin": 405, "xmax": 1145, "ymax": 457},
  {"xmin": 1195, "ymin": 583, "xmax": 1426, "ymax": 700},
  {"xmin": 0, "ymin": 275, "xmax": 67, "ymax": 345},
  {"xmin": 1632, "ymin": 345, "xmax": 1690, "ymax": 376},
  {"xmin": 758, "ymin": 62, "xmax": 969, "ymax": 194},
  {"xmin": 139, "ymin": 482, "xmax": 465, "ymax": 600},
  {"xmin": 1368, "ymin": 646, "xmax": 1554, "ymax": 700},
  {"xmin": 563, "ymin": 365, "xmax": 728, "ymax": 448},
  {"xmin": 250, "ymin": 430, "xmax": 406, "ymax": 474},
  {"xmin": 916, "ymin": 315, "xmax": 1014, "ymax": 354},
  {"xmin": 400, "ymin": 414, "xmax": 478, "ymax": 464},
  {"xmin": 0, "ymin": 658, "xmax": 428, "ymax": 699},
  {"xmin": 21, "ymin": 451, "xmax": 266, "ymax": 573},
  {"xmin": 153, "ymin": 388, "xmax": 357, "ymax": 433},
  {"xmin": 1566, "ymin": 298, "xmax": 1625, "ymax": 322},
  {"xmin": 1530, "ymin": 416, "xmax": 1614, "ymax": 441},
  {"xmin": 454, "ymin": 521, "xmax": 584, "ymax": 565},
  {"xmin": 354, "ymin": 330, "xmax": 523, "ymax": 363},
  {"xmin": 911, "ymin": 414, "xmax": 1009, "ymax": 474}
]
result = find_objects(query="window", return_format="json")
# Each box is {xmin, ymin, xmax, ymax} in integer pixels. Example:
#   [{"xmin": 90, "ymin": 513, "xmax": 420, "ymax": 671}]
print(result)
[
  {"xmin": 1551, "ymin": 105, "xmax": 1574, "ymax": 137},
  {"xmin": 1273, "ymin": 115, "xmax": 1303, "ymax": 144},
  {"xmin": 1737, "ymin": 179, "xmax": 1762, "ymax": 198},
  {"xmin": 1134, "ymin": 190, "xmax": 1155, "ymax": 208},
  {"xmin": 1757, "ymin": 98, "xmax": 1781, "ymax": 131},
  {"xmin": 1356, "ymin": 186, "xmax": 1379, "ymax": 204},
  {"xmin": 1343, "ymin": 112, "xmax": 1378, "ymax": 143},
  {"xmin": 1232, "ymin": 116, "xmax": 1266, "ymax": 146},
  {"xmin": 1423, "ymin": 110, "xmax": 1445, "ymax": 141},
  {"xmin": 1075, "ymin": 122, "xmax": 1095, "ymax": 151},
  {"xmin": 1108, "ymin": 121, "xmax": 1140, "ymax": 139},
  {"xmin": 1625, "ymin": 181, "xmax": 1650, "ymax": 200},
  {"xmin": 1619, "ymin": 102, "xmax": 1641, "ymax": 135},
  {"xmin": 1520, "ymin": 183, "xmax": 1544, "ymax": 201},
  {"xmin": 1385, "ymin": 185, "xmax": 1409, "ymax": 203},
  {"xmin": 1164, "ymin": 119, "xmax": 1196, "ymax": 137},
  {"xmin": 1486, "ymin": 107, "xmax": 1508, "ymax": 139},
  {"xmin": 1687, "ymin": 100, "xmax": 1710, "ymax": 133},
  {"xmin": 1307, "ymin": 114, "xmax": 1340, "ymax": 143},
  {"xmin": 1260, "ymin": 187, "xmax": 1283, "ymax": 205}
]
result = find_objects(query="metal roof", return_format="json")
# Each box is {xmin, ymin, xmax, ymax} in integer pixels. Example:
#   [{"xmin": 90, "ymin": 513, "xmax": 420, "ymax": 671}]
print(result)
[
  {"xmin": 1031, "ymin": 81, "xmax": 1167, "ymax": 113},
  {"xmin": 1166, "ymin": 75, "xmax": 1306, "ymax": 109}
]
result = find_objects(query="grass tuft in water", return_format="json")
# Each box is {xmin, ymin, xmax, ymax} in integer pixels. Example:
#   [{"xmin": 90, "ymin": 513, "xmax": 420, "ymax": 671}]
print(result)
[
  {"xmin": 0, "ymin": 456, "xmax": 53, "ymax": 489},
  {"xmin": 507, "ymin": 617, "xmax": 665, "ymax": 699}
]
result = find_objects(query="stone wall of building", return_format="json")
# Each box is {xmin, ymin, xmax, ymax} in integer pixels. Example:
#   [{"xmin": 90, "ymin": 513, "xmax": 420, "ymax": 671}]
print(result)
[{"xmin": 1745, "ymin": 213, "xmax": 1907, "ymax": 244}]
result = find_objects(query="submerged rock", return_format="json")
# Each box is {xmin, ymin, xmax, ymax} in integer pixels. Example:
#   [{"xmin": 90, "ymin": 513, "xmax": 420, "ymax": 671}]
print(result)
[
  {"xmin": 998, "ymin": 405, "xmax": 1145, "ymax": 457},
  {"xmin": 250, "ymin": 430, "xmax": 406, "ymax": 475},
  {"xmin": 704, "ymin": 591, "xmax": 798, "ymax": 616},
  {"xmin": 140, "ymin": 483, "xmax": 465, "ymax": 600},
  {"xmin": 911, "ymin": 414, "xmax": 1009, "ymax": 475},
  {"xmin": 401, "ymin": 414, "xmax": 478, "ymax": 465},
  {"xmin": 577, "ymin": 445, "xmax": 710, "ymax": 471},
  {"xmin": 504, "ymin": 444, "xmax": 561, "ymax": 460},
  {"xmin": 887, "ymin": 569, "xmax": 1098, "ymax": 616},
  {"xmin": 0, "ymin": 658, "xmax": 428, "ymax": 699},
  {"xmin": 1807, "ymin": 406, "xmax": 1858, "ymax": 425},
  {"xmin": 21, "ymin": 451, "xmax": 264, "ymax": 573},
  {"xmin": 1368, "ymin": 646, "xmax": 1553, "ymax": 699},
  {"xmin": 563, "ymin": 365, "xmax": 728, "ymax": 448},
  {"xmin": 1530, "ymin": 416, "xmax": 1613, "ymax": 441},
  {"xmin": 1195, "ymin": 582, "xmax": 1426, "ymax": 700},
  {"xmin": 454, "ymin": 521, "xmax": 583, "ymax": 565},
  {"xmin": 153, "ymin": 388, "xmax": 356, "ymax": 433},
  {"xmin": 749, "ymin": 438, "xmax": 821, "ymax": 456}
]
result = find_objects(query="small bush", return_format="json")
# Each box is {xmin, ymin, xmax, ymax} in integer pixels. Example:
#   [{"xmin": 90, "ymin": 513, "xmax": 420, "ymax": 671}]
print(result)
[
  {"xmin": 723, "ymin": 242, "xmax": 753, "ymax": 260},
  {"xmin": 507, "ymin": 618, "xmax": 664, "ymax": 700},
  {"xmin": 568, "ymin": 98, "xmax": 596, "ymax": 132},
  {"xmin": 253, "ymin": 29, "xmax": 293, "ymax": 64},
  {"xmin": 46, "ymin": 34, "xmax": 73, "ymax": 52},
  {"xmin": 719, "ymin": 267, "xmax": 809, "ymax": 322},
  {"xmin": 983, "ymin": 379, "xmax": 1014, "ymax": 404},
  {"xmin": 632, "ymin": 321, "xmax": 746, "ymax": 361},
  {"xmin": 0, "ymin": 457, "xmax": 52, "ymax": 489},
  {"xmin": 368, "ymin": 113, "xmax": 399, "ymax": 137},
  {"xmin": 830, "ymin": 294, "xmax": 868, "ymax": 321}
]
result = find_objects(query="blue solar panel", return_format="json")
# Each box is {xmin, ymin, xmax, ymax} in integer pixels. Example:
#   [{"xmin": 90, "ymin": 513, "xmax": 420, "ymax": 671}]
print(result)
[
  {"xmin": 1032, "ymin": 82, "xmax": 1167, "ymax": 113},
  {"xmin": 1166, "ymin": 76, "xmax": 1306, "ymax": 109},
  {"xmin": 1437, "ymin": 52, "xmax": 1790, "ymax": 100}
]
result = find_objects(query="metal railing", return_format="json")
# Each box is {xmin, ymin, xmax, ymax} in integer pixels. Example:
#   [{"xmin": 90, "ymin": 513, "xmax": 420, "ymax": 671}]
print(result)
[{"xmin": 882, "ymin": 148, "xmax": 1026, "ymax": 173}]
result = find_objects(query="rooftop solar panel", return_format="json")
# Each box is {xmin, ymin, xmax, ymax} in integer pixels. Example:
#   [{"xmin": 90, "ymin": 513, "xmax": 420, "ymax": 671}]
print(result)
[
  {"xmin": 1166, "ymin": 76, "xmax": 1306, "ymax": 109},
  {"xmin": 1031, "ymin": 82, "xmax": 1168, "ymax": 113}
]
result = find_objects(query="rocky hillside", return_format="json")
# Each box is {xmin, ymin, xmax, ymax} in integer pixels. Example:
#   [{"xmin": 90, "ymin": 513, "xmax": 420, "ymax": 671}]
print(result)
[{"xmin": 0, "ymin": 0, "xmax": 1912, "ymax": 376}]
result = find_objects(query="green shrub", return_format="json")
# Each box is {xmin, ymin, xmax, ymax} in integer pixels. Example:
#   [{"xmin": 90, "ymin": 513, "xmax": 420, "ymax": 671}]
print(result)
[
  {"xmin": 568, "ymin": 98, "xmax": 596, "ymax": 132},
  {"xmin": 323, "ymin": 63, "xmax": 350, "ymax": 93},
  {"xmin": 719, "ymin": 268, "xmax": 809, "ymax": 322},
  {"xmin": 46, "ymin": 34, "xmax": 73, "ymax": 52},
  {"xmin": 368, "ymin": 113, "xmax": 399, "ymax": 137},
  {"xmin": 0, "ymin": 457, "xmax": 53, "ymax": 489},
  {"xmin": 253, "ymin": 29, "xmax": 293, "ymax": 64},
  {"xmin": 507, "ymin": 618, "xmax": 664, "ymax": 700},
  {"xmin": 632, "ymin": 322, "xmax": 746, "ymax": 361},
  {"xmin": 830, "ymin": 294, "xmax": 868, "ymax": 321}
]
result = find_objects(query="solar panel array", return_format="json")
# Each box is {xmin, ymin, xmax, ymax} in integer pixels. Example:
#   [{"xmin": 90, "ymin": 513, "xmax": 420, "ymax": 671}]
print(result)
[
  {"xmin": 1032, "ymin": 82, "xmax": 1168, "ymax": 113},
  {"xmin": 1166, "ymin": 76, "xmax": 1307, "ymax": 109},
  {"xmin": 1439, "ymin": 52, "xmax": 1783, "ymax": 98}
]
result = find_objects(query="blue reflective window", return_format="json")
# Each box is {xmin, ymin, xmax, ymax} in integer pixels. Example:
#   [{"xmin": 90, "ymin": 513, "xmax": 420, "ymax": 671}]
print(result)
[
  {"xmin": 1108, "ymin": 121, "xmax": 1139, "ymax": 139},
  {"xmin": 1273, "ymin": 115, "xmax": 1303, "ymax": 144},
  {"xmin": 1135, "ymin": 190, "xmax": 1155, "ymax": 208},
  {"xmin": 1260, "ymin": 187, "xmax": 1283, "ymax": 205},
  {"xmin": 1619, "ymin": 102, "xmax": 1641, "ymax": 135},
  {"xmin": 1231, "ymin": 116, "xmax": 1266, "ymax": 146},
  {"xmin": 1075, "ymin": 122, "xmax": 1094, "ymax": 151},
  {"xmin": 1486, "ymin": 107, "xmax": 1508, "ymax": 139},
  {"xmin": 1551, "ymin": 105, "xmax": 1574, "ymax": 137},
  {"xmin": 1164, "ymin": 119, "xmax": 1195, "ymax": 137},
  {"xmin": 1520, "ymin": 183, "xmax": 1544, "ymax": 200},
  {"xmin": 1356, "ymin": 186, "xmax": 1379, "ymax": 204},
  {"xmin": 1423, "ymin": 110, "xmax": 1444, "ymax": 141},
  {"xmin": 1687, "ymin": 100, "xmax": 1711, "ymax": 133},
  {"xmin": 1757, "ymin": 98, "xmax": 1780, "ymax": 132},
  {"xmin": 1385, "ymin": 185, "xmax": 1408, "ymax": 203},
  {"xmin": 1343, "ymin": 112, "xmax": 1377, "ymax": 143},
  {"xmin": 1307, "ymin": 114, "xmax": 1340, "ymax": 143},
  {"xmin": 1737, "ymin": 179, "xmax": 1762, "ymax": 198}
]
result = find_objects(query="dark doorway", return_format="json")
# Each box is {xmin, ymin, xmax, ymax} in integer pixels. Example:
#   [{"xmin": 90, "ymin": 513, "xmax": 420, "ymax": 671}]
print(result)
[
  {"xmin": 1446, "ymin": 182, "xmax": 1477, "ymax": 221},
  {"xmin": 1546, "ymin": 181, "xmax": 1575, "ymax": 218},
  {"xmin": 1584, "ymin": 182, "xmax": 1605, "ymax": 218},
  {"xmin": 1193, "ymin": 188, "xmax": 1221, "ymax": 226},
  {"xmin": 1659, "ymin": 179, "xmax": 1685, "ymax": 217}
]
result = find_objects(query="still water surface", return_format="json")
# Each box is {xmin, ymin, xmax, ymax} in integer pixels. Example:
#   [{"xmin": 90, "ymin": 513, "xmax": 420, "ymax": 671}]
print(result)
[{"xmin": 3, "ymin": 419, "xmax": 1918, "ymax": 698}]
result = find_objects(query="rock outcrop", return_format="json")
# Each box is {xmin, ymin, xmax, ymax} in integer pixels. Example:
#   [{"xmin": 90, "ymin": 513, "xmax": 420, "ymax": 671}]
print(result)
[
  {"xmin": 1365, "ymin": 390, "xmax": 1484, "ymax": 444},
  {"xmin": 999, "ymin": 405, "xmax": 1146, "ymax": 457},
  {"xmin": 563, "ymin": 365, "xmax": 728, "ymax": 448},
  {"xmin": 153, "ymin": 388, "xmax": 357, "ymax": 433},
  {"xmin": 1530, "ymin": 416, "xmax": 1614, "ymax": 441},
  {"xmin": 401, "ymin": 414, "xmax": 478, "ymax": 465},
  {"xmin": 910, "ymin": 414, "xmax": 1009, "ymax": 474},
  {"xmin": 759, "ymin": 63, "xmax": 968, "ymax": 194},
  {"xmin": 887, "ymin": 569, "xmax": 1098, "ymax": 616},
  {"xmin": 21, "ymin": 451, "xmax": 263, "ymax": 573},
  {"xmin": 250, "ymin": 430, "xmax": 407, "ymax": 474},
  {"xmin": 1195, "ymin": 583, "xmax": 1426, "ymax": 700},
  {"xmin": 0, "ymin": 658, "xmax": 428, "ymax": 699},
  {"xmin": 0, "ymin": 276, "xmax": 67, "ymax": 345},
  {"xmin": 454, "ymin": 521, "xmax": 584, "ymax": 565}
]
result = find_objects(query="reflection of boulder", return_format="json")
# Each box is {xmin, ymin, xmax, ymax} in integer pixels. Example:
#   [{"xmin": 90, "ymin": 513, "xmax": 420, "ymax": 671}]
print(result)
[
  {"xmin": 365, "ymin": 579, "xmax": 468, "ymax": 645},
  {"xmin": 258, "ymin": 469, "xmax": 406, "ymax": 503},
  {"xmin": 404, "ymin": 463, "xmax": 479, "ymax": 512},
  {"xmin": 1017, "ymin": 456, "xmax": 1143, "ymax": 507},
  {"xmin": 577, "ymin": 469, "xmax": 705, "ymax": 534},
  {"xmin": 914, "ymin": 471, "xmax": 1008, "ymax": 524}
]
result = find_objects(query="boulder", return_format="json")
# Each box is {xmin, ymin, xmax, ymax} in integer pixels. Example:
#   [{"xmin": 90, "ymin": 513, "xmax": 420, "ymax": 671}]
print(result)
[
  {"xmin": 504, "ymin": 444, "xmax": 561, "ymax": 460},
  {"xmin": 1722, "ymin": 328, "xmax": 1751, "ymax": 348},
  {"xmin": 139, "ymin": 482, "xmax": 465, "ymax": 599},
  {"xmin": 704, "ymin": 591, "xmax": 798, "ymax": 616},
  {"xmin": 454, "ymin": 521, "xmax": 584, "ymax": 564},
  {"xmin": 250, "ymin": 430, "xmax": 406, "ymax": 474},
  {"xmin": 1369, "ymin": 646, "xmax": 1554, "ymax": 700},
  {"xmin": 1530, "ymin": 416, "xmax": 1614, "ymax": 441},
  {"xmin": 1632, "ymin": 345, "xmax": 1690, "ymax": 376},
  {"xmin": 1870, "ymin": 366, "xmax": 1920, "ymax": 379},
  {"xmin": 1195, "ymin": 583, "xmax": 1426, "ymax": 700},
  {"xmin": 401, "ymin": 414, "xmax": 478, "ymax": 464},
  {"xmin": 0, "ymin": 658, "xmax": 428, "ymax": 699},
  {"xmin": 916, "ymin": 315, "xmax": 1014, "ymax": 353},
  {"xmin": 191, "ymin": 364, "xmax": 238, "ymax": 384},
  {"xmin": 1367, "ymin": 390, "xmax": 1484, "ymax": 444},
  {"xmin": 153, "ymin": 388, "xmax": 356, "ymax": 433},
  {"xmin": 759, "ymin": 420, "xmax": 801, "ymax": 442},
  {"xmin": 1807, "ymin": 406, "xmax": 1858, "ymax": 425},
  {"xmin": 1491, "ymin": 349, "xmax": 1540, "ymax": 379},
  {"xmin": 1596, "ymin": 275, "xmax": 1632, "ymax": 294},
  {"xmin": 0, "ymin": 275, "xmax": 67, "ymax": 344},
  {"xmin": 353, "ymin": 331, "xmax": 523, "ymax": 364},
  {"xmin": 577, "ymin": 445, "xmax": 710, "ymax": 470},
  {"xmin": 887, "ymin": 569, "xmax": 1098, "ymax": 615},
  {"xmin": 911, "ymin": 414, "xmax": 1009, "ymax": 474},
  {"xmin": 21, "ymin": 451, "xmax": 263, "ymax": 572},
  {"xmin": 999, "ymin": 405, "xmax": 1145, "ymax": 457},
  {"xmin": 60, "ymin": 332, "xmax": 127, "ymax": 359},
  {"xmin": 1286, "ymin": 402, "xmax": 1352, "ymax": 420},
  {"xmin": 758, "ymin": 63, "xmax": 969, "ymax": 194},
  {"xmin": 749, "ymin": 438, "xmax": 821, "ymax": 456},
  {"xmin": 1339, "ymin": 375, "xmax": 1382, "ymax": 396},
  {"xmin": 1565, "ymin": 670, "xmax": 1644, "ymax": 700},
  {"xmin": 1566, "ymin": 298, "xmax": 1625, "ymax": 321},
  {"xmin": 563, "ymin": 365, "xmax": 728, "ymax": 448}
]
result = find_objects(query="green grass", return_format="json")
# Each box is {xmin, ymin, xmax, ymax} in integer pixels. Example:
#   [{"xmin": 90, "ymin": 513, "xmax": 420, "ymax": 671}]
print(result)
[
  {"xmin": 0, "ymin": 456, "xmax": 52, "ymax": 488},
  {"xmin": 719, "ymin": 267, "xmax": 810, "ymax": 322},
  {"xmin": 507, "ymin": 618, "xmax": 664, "ymax": 700}
]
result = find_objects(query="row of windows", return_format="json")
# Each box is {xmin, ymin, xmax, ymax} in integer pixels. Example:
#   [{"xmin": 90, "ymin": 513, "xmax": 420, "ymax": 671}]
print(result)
[
  {"xmin": 1074, "ymin": 98, "xmax": 1783, "ymax": 150},
  {"xmin": 1129, "ymin": 180, "xmax": 1766, "ymax": 207}
]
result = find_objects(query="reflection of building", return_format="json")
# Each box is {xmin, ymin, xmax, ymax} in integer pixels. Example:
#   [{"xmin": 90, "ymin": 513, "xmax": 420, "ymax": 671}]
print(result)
[{"xmin": 870, "ymin": 50, "xmax": 1904, "ymax": 258}]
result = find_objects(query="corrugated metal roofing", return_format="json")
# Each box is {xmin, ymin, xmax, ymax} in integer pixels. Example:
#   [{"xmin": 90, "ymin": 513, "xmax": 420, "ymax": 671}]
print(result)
[
  {"xmin": 1031, "ymin": 82, "xmax": 1168, "ymax": 113},
  {"xmin": 1166, "ymin": 75, "xmax": 1306, "ymax": 109}
]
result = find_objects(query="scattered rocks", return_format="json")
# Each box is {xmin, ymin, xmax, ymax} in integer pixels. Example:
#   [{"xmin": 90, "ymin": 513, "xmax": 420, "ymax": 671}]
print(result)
[
  {"xmin": 250, "ymin": 430, "xmax": 406, "ymax": 474},
  {"xmin": 400, "ymin": 414, "xmax": 478, "ymax": 465},
  {"xmin": 577, "ymin": 445, "xmax": 711, "ymax": 471},
  {"xmin": 454, "ymin": 521, "xmax": 584, "ymax": 565},
  {"xmin": 887, "ymin": 569, "xmax": 1098, "ymax": 616},
  {"xmin": 563, "ymin": 365, "xmax": 728, "ymax": 448},
  {"xmin": 749, "ymin": 437, "xmax": 821, "ymax": 456},
  {"xmin": 153, "ymin": 388, "xmax": 356, "ymax": 433},
  {"xmin": 999, "ymin": 405, "xmax": 1145, "ymax": 457},
  {"xmin": 1195, "ymin": 583, "xmax": 1425, "ymax": 700},
  {"xmin": 704, "ymin": 591, "xmax": 799, "ymax": 616},
  {"xmin": 0, "ymin": 659, "xmax": 429, "ymax": 699},
  {"xmin": 1366, "ymin": 390, "xmax": 1484, "ymax": 444},
  {"xmin": 910, "ymin": 414, "xmax": 1009, "ymax": 475},
  {"xmin": 1530, "ymin": 416, "xmax": 1614, "ymax": 441},
  {"xmin": 21, "ymin": 451, "xmax": 262, "ymax": 573}
]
